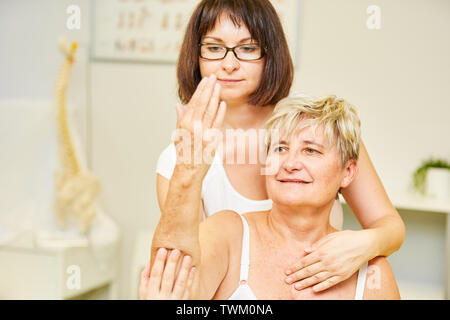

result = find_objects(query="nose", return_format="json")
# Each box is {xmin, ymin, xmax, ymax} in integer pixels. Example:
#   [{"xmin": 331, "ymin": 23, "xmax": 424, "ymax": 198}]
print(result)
[
  {"xmin": 282, "ymin": 151, "xmax": 304, "ymax": 173},
  {"xmin": 221, "ymin": 50, "xmax": 240, "ymax": 73}
]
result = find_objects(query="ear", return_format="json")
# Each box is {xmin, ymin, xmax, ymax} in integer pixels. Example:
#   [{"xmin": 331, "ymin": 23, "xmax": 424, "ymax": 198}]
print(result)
[{"xmin": 340, "ymin": 159, "xmax": 358, "ymax": 188}]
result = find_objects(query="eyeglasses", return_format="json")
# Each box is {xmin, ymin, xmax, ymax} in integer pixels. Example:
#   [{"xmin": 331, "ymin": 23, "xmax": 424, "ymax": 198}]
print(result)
[{"xmin": 199, "ymin": 43, "xmax": 264, "ymax": 61}]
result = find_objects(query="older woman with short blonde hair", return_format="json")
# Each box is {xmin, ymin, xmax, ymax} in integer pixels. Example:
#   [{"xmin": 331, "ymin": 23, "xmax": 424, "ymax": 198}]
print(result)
[{"xmin": 146, "ymin": 94, "xmax": 400, "ymax": 300}]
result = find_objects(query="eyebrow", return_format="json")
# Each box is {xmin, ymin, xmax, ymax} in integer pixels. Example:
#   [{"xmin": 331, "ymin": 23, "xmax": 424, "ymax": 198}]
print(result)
[
  {"xmin": 202, "ymin": 36, "xmax": 254, "ymax": 44},
  {"xmin": 275, "ymin": 139, "xmax": 325, "ymax": 149},
  {"xmin": 302, "ymin": 140, "xmax": 325, "ymax": 148}
]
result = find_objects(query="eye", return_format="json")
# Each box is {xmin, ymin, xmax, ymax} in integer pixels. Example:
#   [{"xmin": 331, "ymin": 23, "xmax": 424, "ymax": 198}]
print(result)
[
  {"xmin": 274, "ymin": 146, "xmax": 287, "ymax": 153},
  {"xmin": 205, "ymin": 44, "xmax": 224, "ymax": 52},
  {"xmin": 305, "ymin": 148, "xmax": 319, "ymax": 154},
  {"xmin": 240, "ymin": 45, "xmax": 256, "ymax": 52}
]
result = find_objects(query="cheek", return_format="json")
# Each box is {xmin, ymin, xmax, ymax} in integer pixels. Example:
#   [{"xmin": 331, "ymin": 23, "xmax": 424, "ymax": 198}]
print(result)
[
  {"xmin": 264, "ymin": 153, "xmax": 282, "ymax": 175},
  {"xmin": 199, "ymin": 60, "xmax": 216, "ymax": 77},
  {"xmin": 250, "ymin": 62, "xmax": 264, "ymax": 84},
  {"xmin": 313, "ymin": 163, "xmax": 344, "ymax": 188},
  {"xmin": 265, "ymin": 176, "xmax": 280, "ymax": 198},
  {"xmin": 199, "ymin": 63, "xmax": 207, "ymax": 77}
]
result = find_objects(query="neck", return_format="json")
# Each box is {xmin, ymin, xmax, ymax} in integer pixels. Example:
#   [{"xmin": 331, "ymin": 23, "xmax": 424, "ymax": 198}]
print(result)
[
  {"xmin": 266, "ymin": 201, "xmax": 336, "ymax": 246},
  {"xmin": 223, "ymin": 99, "xmax": 274, "ymax": 130}
]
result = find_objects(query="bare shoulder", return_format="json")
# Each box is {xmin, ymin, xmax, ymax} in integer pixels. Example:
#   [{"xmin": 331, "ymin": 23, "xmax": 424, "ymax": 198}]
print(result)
[
  {"xmin": 199, "ymin": 210, "xmax": 243, "ymax": 241},
  {"xmin": 364, "ymin": 256, "xmax": 401, "ymax": 300}
]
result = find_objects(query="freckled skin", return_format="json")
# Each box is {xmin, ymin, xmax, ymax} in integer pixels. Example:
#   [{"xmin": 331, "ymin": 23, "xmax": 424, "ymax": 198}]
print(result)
[{"xmin": 218, "ymin": 211, "xmax": 360, "ymax": 300}]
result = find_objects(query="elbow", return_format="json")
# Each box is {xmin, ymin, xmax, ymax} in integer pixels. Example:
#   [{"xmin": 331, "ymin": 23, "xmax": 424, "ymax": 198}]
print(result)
[
  {"xmin": 386, "ymin": 207, "xmax": 406, "ymax": 250},
  {"xmin": 395, "ymin": 210, "xmax": 406, "ymax": 249},
  {"xmin": 366, "ymin": 208, "xmax": 406, "ymax": 255},
  {"xmin": 383, "ymin": 208, "xmax": 406, "ymax": 254}
]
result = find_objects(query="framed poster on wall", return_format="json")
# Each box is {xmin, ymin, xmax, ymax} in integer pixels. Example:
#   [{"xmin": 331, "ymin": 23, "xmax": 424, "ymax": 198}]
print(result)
[{"xmin": 91, "ymin": 0, "xmax": 301, "ymax": 64}]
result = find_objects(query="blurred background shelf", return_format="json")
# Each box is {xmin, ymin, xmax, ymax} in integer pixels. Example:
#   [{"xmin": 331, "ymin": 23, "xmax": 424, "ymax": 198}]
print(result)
[
  {"xmin": 342, "ymin": 190, "xmax": 449, "ymax": 300},
  {"xmin": 0, "ymin": 240, "xmax": 119, "ymax": 300},
  {"xmin": 397, "ymin": 281, "xmax": 445, "ymax": 300}
]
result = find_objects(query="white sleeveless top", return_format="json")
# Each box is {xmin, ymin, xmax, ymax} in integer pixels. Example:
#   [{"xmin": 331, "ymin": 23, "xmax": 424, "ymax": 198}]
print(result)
[
  {"xmin": 229, "ymin": 214, "xmax": 368, "ymax": 300},
  {"xmin": 156, "ymin": 143, "xmax": 343, "ymax": 228}
]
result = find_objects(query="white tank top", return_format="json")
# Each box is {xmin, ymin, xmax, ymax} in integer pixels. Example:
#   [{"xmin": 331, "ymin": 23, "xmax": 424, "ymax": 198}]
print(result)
[
  {"xmin": 156, "ymin": 143, "xmax": 343, "ymax": 228},
  {"xmin": 229, "ymin": 214, "xmax": 368, "ymax": 300}
]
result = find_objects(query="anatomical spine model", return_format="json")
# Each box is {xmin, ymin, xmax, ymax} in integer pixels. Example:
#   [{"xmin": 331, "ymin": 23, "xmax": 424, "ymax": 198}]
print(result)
[{"xmin": 54, "ymin": 37, "xmax": 99, "ymax": 233}]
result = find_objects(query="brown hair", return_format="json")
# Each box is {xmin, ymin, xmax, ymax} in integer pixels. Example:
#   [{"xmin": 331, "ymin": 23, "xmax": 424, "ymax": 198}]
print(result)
[{"xmin": 177, "ymin": 0, "xmax": 294, "ymax": 107}]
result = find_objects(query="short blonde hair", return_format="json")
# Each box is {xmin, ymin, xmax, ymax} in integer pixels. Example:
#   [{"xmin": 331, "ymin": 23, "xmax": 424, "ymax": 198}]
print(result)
[{"xmin": 264, "ymin": 94, "xmax": 361, "ymax": 166}]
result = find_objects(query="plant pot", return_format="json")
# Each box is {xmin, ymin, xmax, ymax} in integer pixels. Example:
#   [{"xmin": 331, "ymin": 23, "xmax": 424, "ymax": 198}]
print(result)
[{"xmin": 426, "ymin": 168, "xmax": 450, "ymax": 200}]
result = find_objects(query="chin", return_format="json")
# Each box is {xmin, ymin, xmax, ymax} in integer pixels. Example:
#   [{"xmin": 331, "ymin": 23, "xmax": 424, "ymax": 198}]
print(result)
[
  {"xmin": 221, "ymin": 90, "xmax": 248, "ymax": 100},
  {"xmin": 272, "ymin": 194, "xmax": 310, "ymax": 206}
]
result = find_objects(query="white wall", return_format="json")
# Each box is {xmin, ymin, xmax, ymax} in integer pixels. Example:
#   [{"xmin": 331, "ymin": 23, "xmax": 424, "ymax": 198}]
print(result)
[
  {"xmin": 90, "ymin": 61, "xmax": 179, "ymax": 298},
  {"xmin": 0, "ymin": 0, "xmax": 91, "ymax": 143},
  {"xmin": 294, "ymin": 0, "xmax": 450, "ymax": 195},
  {"xmin": 1, "ymin": 0, "xmax": 449, "ymax": 299}
]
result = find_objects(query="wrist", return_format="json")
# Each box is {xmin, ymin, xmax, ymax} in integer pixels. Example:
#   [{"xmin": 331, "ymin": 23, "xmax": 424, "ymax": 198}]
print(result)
[
  {"xmin": 361, "ymin": 228, "xmax": 381, "ymax": 259},
  {"xmin": 172, "ymin": 163, "xmax": 206, "ymax": 187}
]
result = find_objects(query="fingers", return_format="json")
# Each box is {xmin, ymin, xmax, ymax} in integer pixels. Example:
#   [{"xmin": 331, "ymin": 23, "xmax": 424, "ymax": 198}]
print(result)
[
  {"xmin": 285, "ymin": 251, "xmax": 321, "ymax": 276},
  {"xmin": 292, "ymin": 271, "xmax": 331, "ymax": 291},
  {"xmin": 183, "ymin": 77, "xmax": 209, "ymax": 123},
  {"xmin": 190, "ymin": 76, "xmax": 209, "ymax": 106},
  {"xmin": 203, "ymin": 81, "xmax": 222, "ymax": 128},
  {"xmin": 175, "ymin": 103, "xmax": 185, "ymax": 128},
  {"xmin": 212, "ymin": 101, "xmax": 227, "ymax": 129},
  {"xmin": 312, "ymin": 276, "xmax": 341, "ymax": 292},
  {"xmin": 138, "ymin": 261, "xmax": 151, "ymax": 300},
  {"xmin": 172, "ymin": 255, "xmax": 193, "ymax": 299},
  {"xmin": 193, "ymin": 75, "xmax": 217, "ymax": 121},
  {"xmin": 182, "ymin": 266, "xmax": 196, "ymax": 300},
  {"xmin": 148, "ymin": 248, "xmax": 168, "ymax": 291},
  {"xmin": 304, "ymin": 246, "xmax": 315, "ymax": 254},
  {"xmin": 141, "ymin": 261, "xmax": 151, "ymax": 281},
  {"xmin": 160, "ymin": 249, "xmax": 181, "ymax": 295},
  {"xmin": 285, "ymin": 261, "xmax": 323, "ymax": 285}
]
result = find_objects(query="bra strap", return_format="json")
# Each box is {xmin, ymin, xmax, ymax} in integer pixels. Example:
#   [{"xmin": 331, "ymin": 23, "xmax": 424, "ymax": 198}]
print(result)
[
  {"xmin": 238, "ymin": 214, "xmax": 250, "ymax": 282},
  {"xmin": 354, "ymin": 261, "xmax": 368, "ymax": 300}
]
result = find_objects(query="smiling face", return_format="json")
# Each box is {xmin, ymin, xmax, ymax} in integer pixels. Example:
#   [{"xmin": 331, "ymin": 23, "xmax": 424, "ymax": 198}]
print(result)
[
  {"xmin": 199, "ymin": 13, "xmax": 265, "ymax": 105},
  {"xmin": 265, "ymin": 123, "xmax": 357, "ymax": 208}
]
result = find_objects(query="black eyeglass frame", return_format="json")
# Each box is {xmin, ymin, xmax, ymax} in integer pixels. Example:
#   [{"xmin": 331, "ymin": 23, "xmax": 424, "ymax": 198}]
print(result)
[{"xmin": 198, "ymin": 43, "xmax": 266, "ymax": 61}]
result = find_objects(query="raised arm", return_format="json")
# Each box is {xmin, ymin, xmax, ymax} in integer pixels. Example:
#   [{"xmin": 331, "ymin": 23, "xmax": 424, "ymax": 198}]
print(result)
[
  {"xmin": 151, "ymin": 75, "xmax": 226, "ymax": 285},
  {"xmin": 156, "ymin": 174, "xmax": 205, "ymax": 223}
]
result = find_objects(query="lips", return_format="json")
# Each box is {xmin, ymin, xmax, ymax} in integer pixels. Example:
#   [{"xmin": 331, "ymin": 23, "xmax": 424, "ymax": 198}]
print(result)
[
  {"xmin": 218, "ymin": 79, "xmax": 243, "ymax": 84},
  {"xmin": 218, "ymin": 78, "xmax": 242, "ymax": 81},
  {"xmin": 277, "ymin": 179, "xmax": 312, "ymax": 184}
]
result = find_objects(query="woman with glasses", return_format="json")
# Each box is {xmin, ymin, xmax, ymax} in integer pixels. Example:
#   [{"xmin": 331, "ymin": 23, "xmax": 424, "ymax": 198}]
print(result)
[{"xmin": 151, "ymin": 0, "xmax": 405, "ymax": 294}]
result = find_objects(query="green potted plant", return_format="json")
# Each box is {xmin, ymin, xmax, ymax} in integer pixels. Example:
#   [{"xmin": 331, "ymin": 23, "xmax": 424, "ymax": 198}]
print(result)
[{"xmin": 413, "ymin": 158, "xmax": 450, "ymax": 198}]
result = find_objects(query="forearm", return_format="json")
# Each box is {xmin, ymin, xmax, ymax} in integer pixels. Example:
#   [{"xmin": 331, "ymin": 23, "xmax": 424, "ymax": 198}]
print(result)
[
  {"xmin": 151, "ymin": 164, "xmax": 204, "ymax": 267},
  {"xmin": 364, "ymin": 212, "xmax": 405, "ymax": 258},
  {"xmin": 342, "ymin": 140, "xmax": 406, "ymax": 259}
]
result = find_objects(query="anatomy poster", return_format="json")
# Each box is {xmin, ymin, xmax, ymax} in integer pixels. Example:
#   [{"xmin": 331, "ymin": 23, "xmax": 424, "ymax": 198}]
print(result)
[{"xmin": 92, "ymin": 0, "xmax": 300, "ymax": 63}]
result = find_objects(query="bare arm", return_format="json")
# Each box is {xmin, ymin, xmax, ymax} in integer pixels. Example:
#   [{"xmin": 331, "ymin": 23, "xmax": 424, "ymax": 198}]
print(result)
[
  {"xmin": 156, "ymin": 174, "xmax": 205, "ymax": 223},
  {"xmin": 151, "ymin": 210, "xmax": 234, "ymax": 299},
  {"xmin": 341, "ymin": 140, "xmax": 406, "ymax": 257},
  {"xmin": 152, "ymin": 166, "xmax": 205, "ymax": 266},
  {"xmin": 364, "ymin": 256, "xmax": 401, "ymax": 300},
  {"xmin": 151, "ymin": 75, "xmax": 226, "ymax": 269}
]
